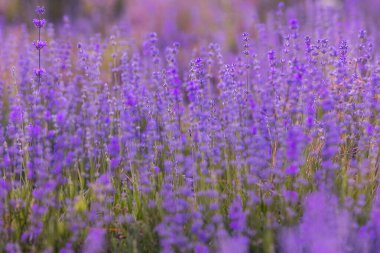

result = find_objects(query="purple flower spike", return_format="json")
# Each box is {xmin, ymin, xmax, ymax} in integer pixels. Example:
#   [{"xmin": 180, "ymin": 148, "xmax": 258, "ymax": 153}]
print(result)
[
  {"xmin": 33, "ymin": 19, "xmax": 46, "ymax": 28},
  {"xmin": 33, "ymin": 40, "xmax": 47, "ymax": 50},
  {"xmin": 34, "ymin": 68, "xmax": 45, "ymax": 77}
]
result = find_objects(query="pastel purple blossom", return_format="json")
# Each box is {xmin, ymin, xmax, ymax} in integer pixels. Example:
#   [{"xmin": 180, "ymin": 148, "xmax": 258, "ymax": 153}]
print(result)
[
  {"xmin": 219, "ymin": 235, "xmax": 249, "ymax": 253},
  {"xmin": 35, "ymin": 6, "xmax": 45, "ymax": 15},
  {"xmin": 33, "ymin": 40, "xmax": 47, "ymax": 50},
  {"xmin": 34, "ymin": 68, "xmax": 45, "ymax": 77},
  {"xmin": 32, "ymin": 18, "xmax": 46, "ymax": 28},
  {"xmin": 290, "ymin": 19, "xmax": 299, "ymax": 30},
  {"xmin": 285, "ymin": 164, "xmax": 299, "ymax": 176},
  {"xmin": 83, "ymin": 228, "xmax": 106, "ymax": 253}
]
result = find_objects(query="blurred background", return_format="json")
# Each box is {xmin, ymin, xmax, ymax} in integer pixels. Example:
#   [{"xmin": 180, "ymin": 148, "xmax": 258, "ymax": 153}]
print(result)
[
  {"xmin": 0, "ymin": 0, "xmax": 344, "ymax": 32},
  {"xmin": 0, "ymin": 0, "xmax": 378, "ymax": 51}
]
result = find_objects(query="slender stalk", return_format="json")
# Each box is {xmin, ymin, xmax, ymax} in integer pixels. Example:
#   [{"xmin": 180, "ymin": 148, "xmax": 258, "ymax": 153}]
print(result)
[{"xmin": 38, "ymin": 26, "xmax": 41, "ymax": 84}]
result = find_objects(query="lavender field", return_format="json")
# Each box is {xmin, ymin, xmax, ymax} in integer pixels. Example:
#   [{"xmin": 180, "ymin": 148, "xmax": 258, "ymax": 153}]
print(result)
[{"xmin": 0, "ymin": 0, "xmax": 380, "ymax": 252}]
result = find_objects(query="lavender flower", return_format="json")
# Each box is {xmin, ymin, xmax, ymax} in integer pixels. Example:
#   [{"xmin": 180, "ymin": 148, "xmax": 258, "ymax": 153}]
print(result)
[
  {"xmin": 35, "ymin": 6, "xmax": 45, "ymax": 15},
  {"xmin": 33, "ymin": 40, "xmax": 47, "ymax": 50},
  {"xmin": 219, "ymin": 235, "xmax": 249, "ymax": 253},
  {"xmin": 34, "ymin": 68, "xmax": 45, "ymax": 77},
  {"xmin": 33, "ymin": 5, "xmax": 47, "ymax": 80},
  {"xmin": 83, "ymin": 228, "xmax": 106, "ymax": 253},
  {"xmin": 228, "ymin": 197, "xmax": 247, "ymax": 235},
  {"xmin": 32, "ymin": 19, "xmax": 46, "ymax": 28}
]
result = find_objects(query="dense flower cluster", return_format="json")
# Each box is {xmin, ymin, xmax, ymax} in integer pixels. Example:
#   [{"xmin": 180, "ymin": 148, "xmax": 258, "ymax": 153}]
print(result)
[{"xmin": 0, "ymin": 2, "xmax": 379, "ymax": 253}]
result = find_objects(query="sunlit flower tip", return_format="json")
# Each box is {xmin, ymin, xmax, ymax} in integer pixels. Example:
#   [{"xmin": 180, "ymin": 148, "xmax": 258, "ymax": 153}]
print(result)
[
  {"xmin": 33, "ymin": 40, "xmax": 47, "ymax": 50},
  {"xmin": 34, "ymin": 68, "xmax": 46, "ymax": 77},
  {"xmin": 35, "ymin": 6, "xmax": 45, "ymax": 15},
  {"xmin": 33, "ymin": 18, "xmax": 46, "ymax": 28}
]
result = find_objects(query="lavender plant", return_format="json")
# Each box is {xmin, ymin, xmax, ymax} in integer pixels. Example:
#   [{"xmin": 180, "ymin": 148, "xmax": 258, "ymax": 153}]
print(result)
[
  {"xmin": 0, "ymin": 1, "xmax": 379, "ymax": 253},
  {"xmin": 33, "ymin": 6, "xmax": 47, "ymax": 81}
]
